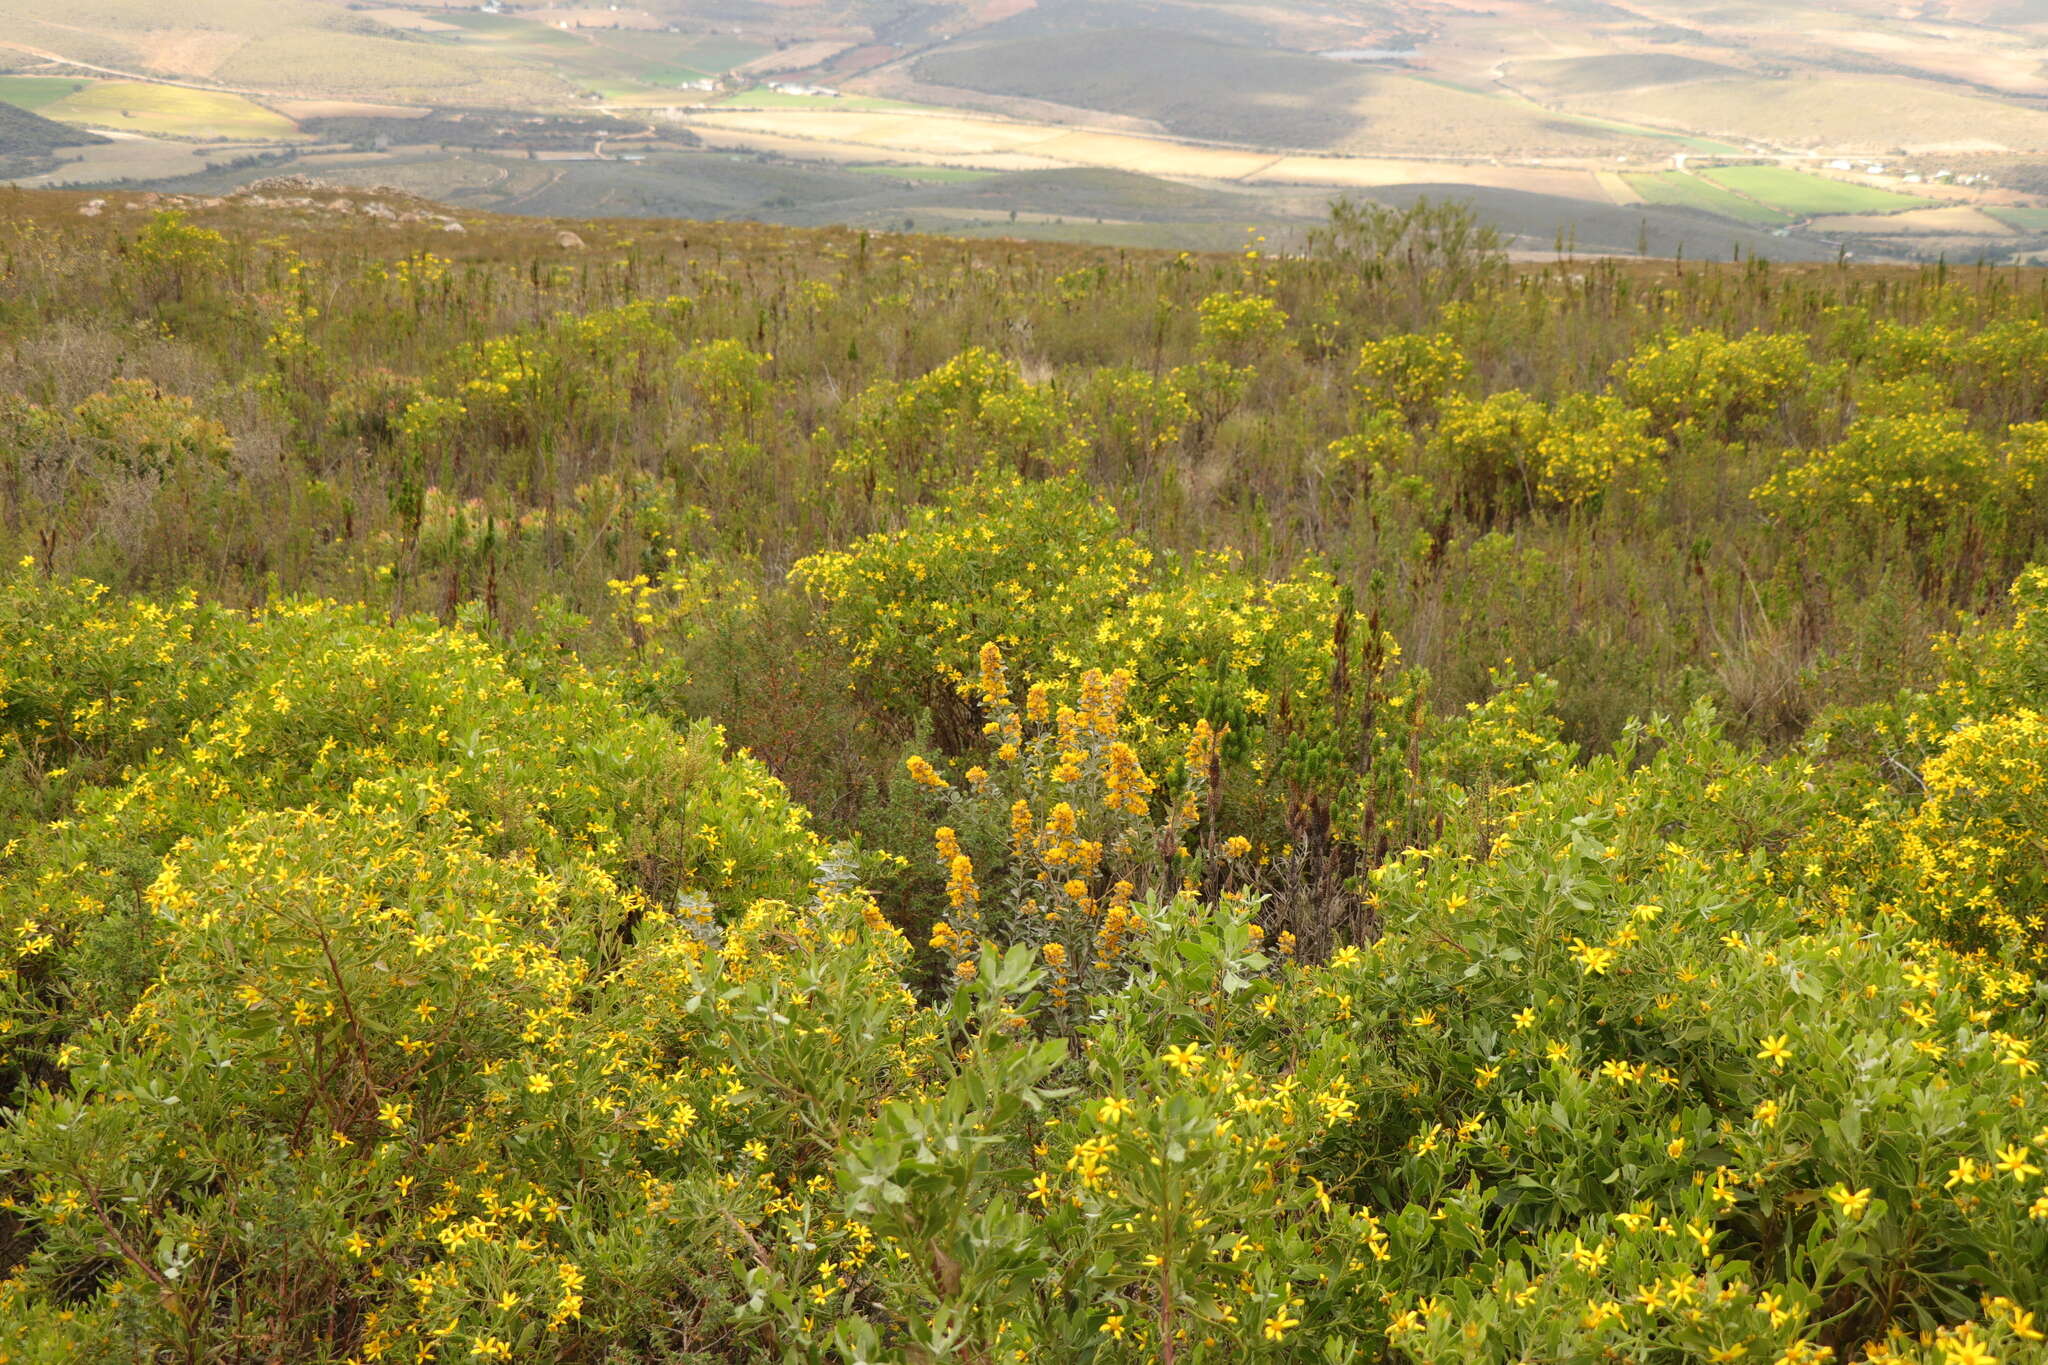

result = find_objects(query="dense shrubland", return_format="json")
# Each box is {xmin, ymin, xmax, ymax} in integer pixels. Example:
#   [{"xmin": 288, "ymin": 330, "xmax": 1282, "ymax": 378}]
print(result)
[{"xmin": 1, "ymin": 194, "xmax": 2047, "ymax": 1361}]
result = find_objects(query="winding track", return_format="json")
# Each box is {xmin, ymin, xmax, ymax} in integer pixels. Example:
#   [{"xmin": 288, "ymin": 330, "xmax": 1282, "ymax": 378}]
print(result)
[{"xmin": 0, "ymin": 40, "xmax": 285, "ymax": 99}]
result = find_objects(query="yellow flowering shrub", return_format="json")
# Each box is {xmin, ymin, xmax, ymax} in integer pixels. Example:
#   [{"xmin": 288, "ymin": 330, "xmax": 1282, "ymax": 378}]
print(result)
[
  {"xmin": 1429, "ymin": 388, "xmax": 1551, "ymax": 518},
  {"xmin": 1613, "ymin": 328, "xmax": 1815, "ymax": 442},
  {"xmin": 1195, "ymin": 289, "xmax": 1289, "ymax": 362},
  {"xmin": 1531, "ymin": 393, "xmax": 1664, "ymax": 508},
  {"xmin": 1856, "ymin": 317, "xmax": 1965, "ymax": 384},
  {"xmin": 396, "ymin": 296, "xmax": 695, "ymax": 459},
  {"xmin": 3, "ymin": 800, "xmax": 621, "ymax": 1357},
  {"xmin": 13, "ymin": 205, "xmax": 2048, "ymax": 1365},
  {"xmin": 1168, "ymin": 355, "xmax": 1255, "ymax": 439},
  {"xmin": 1803, "ymin": 566, "xmax": 2048, "ymax": 975},
  {"xmin": 832, "ymin": 346, "xmax": 1086, "ymax": 500},
  {"xmin": 8, "ymin": 568, "xmax": 2048, "ymax": 1361},
  {"xmin": 1897, "ymin": 709, "xmax": 2048, "ymax": 970},
  {"xmin": 0, "ymin": 381, "xmax": 235, "ymax": 570},
  {"xmin": 0, "ymin": 566, "xmax": 818, "ymax": 1090},
  {"xmin": 0, "ymin": 572, "xmax": 248, "ymax": 832},
  {"xmin": 1327, "ymin": 407, "xmax": 1411, "ymax": 474},
  {"xmin": 1075, "ymin": 364, "xmax": 1195, "ymax": 470},
  {"xmin": 126, "ymin": 209, "xmax": 230, "ymax": 299},
  {"xmin": 1957, "ymin": 318, "xmax": 2048, "ymax": 424},
  {"xmin": 675, "ymin": 336, "xmax": 770, "ymax": 432},
  {"xmin": 1755, "ymin": 408, "xmax": 1997, "ymax": 539},
  {"xmin": 1354, "ymin": 331, "xmax": 1470, "ymax": 421},
  {"xmin": 1425, "ymin": 389, "xmax": 1661, "ymax": 515},
  {"xmin": 791, "ymin": 474, "xmax": 1151, "ymax": 741},
  {"xmin": 606, "ymin": 547, "xmax": 758, "ymax": 667},
  {"xmin": 66, "ymin": 380, "xmax": 234, "ymax": 480}
]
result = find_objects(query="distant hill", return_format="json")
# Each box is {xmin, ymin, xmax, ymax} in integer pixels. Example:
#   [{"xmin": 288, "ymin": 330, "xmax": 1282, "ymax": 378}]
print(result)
[
  {"xmin": 1509, "ymin": 53, "xmax": 1753, "ymax": 97},
  {"xmin": 914, "ymin": 29, "xmax": 1371, "ymax": 148},
  {"xmin": 0, "ymin": 100, "xmax": 104, "ymax": 179},
  {"xmin": 0, "ymin": 99, "xmax": 103, "ymax": 155}
]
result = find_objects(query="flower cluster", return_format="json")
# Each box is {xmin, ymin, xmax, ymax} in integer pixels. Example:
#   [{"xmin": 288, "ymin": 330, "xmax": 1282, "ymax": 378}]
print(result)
[
  {"xmin": 1613, "ymin": 327, "xmax": 1816, "ymax": 442},
  {"xmin": 910, "ymin": 643, "xmax": 1210, "ymax": 1007},
  {"xmin": 1354, "ymin": 331, "xmax": 1471, "ymax": 421}
]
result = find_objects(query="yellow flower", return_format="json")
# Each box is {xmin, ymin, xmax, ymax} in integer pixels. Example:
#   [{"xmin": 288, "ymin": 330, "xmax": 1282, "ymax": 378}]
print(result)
[
  {"xmin": 1994, "ymin": 1144, "xmax": 2043, "ymax": 1182},
  {"xmin": 1940, "ymin": 1324, "xmax": 1999, "ymax": 1365},
  {"xmin": 1161, "ymin": 1043, "xmax": 1204, "ymax": 1078},
  {"xmin": 1262, "ymin": 1309, "xmax": 1301, "ymax": 1342},
  {"xmin": 1756, "ymin": 1034, "xmax": 1792, "ymax": 1068},
  {"xmin": 905, "ymin": 755, "xmax": 949, "ymax": 789},
  {"xmin": 1567, "ymin": 938, "xmax": 1615, "ymax": 975},
  {"xmin": 1825, "ymin": 1183, "xmax": 1871, "ymax": 1219},
  {"xmin": 1096, "ymin": 1095, "xmax": 1135, "ymax": 1126}
]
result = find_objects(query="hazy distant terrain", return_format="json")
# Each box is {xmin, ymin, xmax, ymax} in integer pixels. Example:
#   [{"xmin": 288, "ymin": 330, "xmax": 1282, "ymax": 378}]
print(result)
[{"xmin": 10, "ymin": 0, "xmax": 2048, "ymax": 257}]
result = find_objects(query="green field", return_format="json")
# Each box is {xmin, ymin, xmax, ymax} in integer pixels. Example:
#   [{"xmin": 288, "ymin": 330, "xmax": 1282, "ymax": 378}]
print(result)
[
  {"xmin": 35, "ymin": 80, "xmax": 301, "ymax": 141},
  {"xmin": 1986, "ymin": 205, "xmax": 2048, "ymax": 232},
  {"xmin": 0, "ymin": 76, "xmax": 94, "ymax": 112},
  {"xmin": 1699, "ymin": 164, "xmax": 1932, "ymax": 216},
  {"xmin": 1626, "ymin": 170, "xmax": 1791, "ymax": 226}
]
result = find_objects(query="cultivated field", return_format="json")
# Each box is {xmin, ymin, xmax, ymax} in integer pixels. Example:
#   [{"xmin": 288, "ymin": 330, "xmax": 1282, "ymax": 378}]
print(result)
[
  {"xmin": 31, "ymin": 80, "xmax": 300, "ymax": 141},
  {"xmin": 0, "ymin": 74, "xmax": 86, "ymax": 111},
  {"xmin": 1699, "ymin": 165, "xmax": 1932, "ymax": 217},
  {"xmin": 1625, "ymin": 170, "xmax": 1792, "ymax": 226},
  {"xmin": 10, "ymin": 0, "xmax": 2048, "ymax": 260},
  {"xmin": 1806, "ymin": 206, "xmax": 2017, "ymax": 237},
  {"xmin": 7, "ymin": 136, "xmax": 271, "ymax": 187}
]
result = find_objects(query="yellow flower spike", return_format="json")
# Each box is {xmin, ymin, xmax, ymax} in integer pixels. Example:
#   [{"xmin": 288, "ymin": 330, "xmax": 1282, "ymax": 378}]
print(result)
[{"xmin": 906, "ymin": 755, "xmax": 949, "ymax": 790}]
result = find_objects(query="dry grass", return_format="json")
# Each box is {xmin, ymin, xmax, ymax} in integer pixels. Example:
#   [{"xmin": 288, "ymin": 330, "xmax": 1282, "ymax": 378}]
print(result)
[
  {"xmin": 11, "ymin": 136, "xmax": 265, "ymax": 186},
  {"xmin": 269, "ymin": 98, "xmax": 433, "ymax": 120},
  {"xmin": 1586, "ymin": 76, "xmax": 2048, "ymax": 154},
  {"xmin": 1806, "ymin": 205, "xmax": 2018, "ymax": 235},
  {"xmin": 683, "ymin": 107, "xmax": 1618, "ymax": 200},
  {"xmin": 352, "ymin": 10, "xmax": 461, "ymax": 33},
  {"xmin": 1597, "ymin": 170, "xmax": 1643, "ymax": 206},
  {"xmin": 132, "ymin": 30, "xmax": 248, "ymax": 78}
]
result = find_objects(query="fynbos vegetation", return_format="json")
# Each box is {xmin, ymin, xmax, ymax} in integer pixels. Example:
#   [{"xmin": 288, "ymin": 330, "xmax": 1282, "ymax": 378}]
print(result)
[{"xmin": 1, "ymin": 193, "xmax": 2047, "ymax": 1363}]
